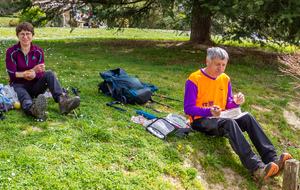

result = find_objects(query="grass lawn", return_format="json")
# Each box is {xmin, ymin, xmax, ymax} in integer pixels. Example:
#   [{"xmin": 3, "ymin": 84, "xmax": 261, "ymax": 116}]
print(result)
[{"xmin": 0, "ymin": 27, "xmax": 299, "ymax": 190}]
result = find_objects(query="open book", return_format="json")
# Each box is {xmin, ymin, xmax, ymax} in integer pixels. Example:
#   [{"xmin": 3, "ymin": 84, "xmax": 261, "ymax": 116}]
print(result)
[{"xmin": 220, "ymin": 108, "xmax": 248, "ymax": 119}]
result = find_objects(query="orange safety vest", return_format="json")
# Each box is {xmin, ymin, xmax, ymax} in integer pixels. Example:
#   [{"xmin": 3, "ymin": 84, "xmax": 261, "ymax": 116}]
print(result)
[{"xmin": 187, "ymin": 70, "xmax": 230, "ymax": 122}]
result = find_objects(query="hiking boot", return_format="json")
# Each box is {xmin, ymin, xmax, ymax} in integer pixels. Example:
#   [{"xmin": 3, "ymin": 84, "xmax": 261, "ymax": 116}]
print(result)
[
  {"xmin": 58, "ymin": 93, "xmax": 80, "ymax": 115},
  {"xmin": 252, "ymin": 162, "xmax": 279, "ymax": 182},
  {"xmin": 30, "ymin": 94, "xmax": 47, "ymax": 121},
  {"xmin": 272, "ymin": 153, "xmax": 293, "ymax": 177}
]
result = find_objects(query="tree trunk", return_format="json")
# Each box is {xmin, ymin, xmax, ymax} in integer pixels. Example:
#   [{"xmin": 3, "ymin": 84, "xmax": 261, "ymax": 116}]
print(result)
[{"xmin": 190, "ymin": 0, "xmax": 214, "ymax": 45}]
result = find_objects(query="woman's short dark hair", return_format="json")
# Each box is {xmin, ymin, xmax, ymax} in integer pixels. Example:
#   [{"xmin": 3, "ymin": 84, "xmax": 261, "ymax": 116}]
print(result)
[{"xmin": 16, "ymin": 22, "xmax": 35, "ymax": 36}]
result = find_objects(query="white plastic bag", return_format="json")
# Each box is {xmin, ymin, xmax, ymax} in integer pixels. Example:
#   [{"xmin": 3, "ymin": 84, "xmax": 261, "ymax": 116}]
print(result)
[{"xmin": 131, "ymin": 115, "xmax": 147, "ymax": 124}]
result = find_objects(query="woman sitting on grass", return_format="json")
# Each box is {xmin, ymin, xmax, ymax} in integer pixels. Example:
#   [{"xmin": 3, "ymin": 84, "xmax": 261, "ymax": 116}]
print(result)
[{"xmin": 5, "ymin": 22, "xmax": 80, "ymax": 121}]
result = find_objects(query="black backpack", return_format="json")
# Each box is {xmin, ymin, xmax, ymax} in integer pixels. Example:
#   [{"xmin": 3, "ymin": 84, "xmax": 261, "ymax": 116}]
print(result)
[{"xmin": 98, "ymin": 68, "xmax": 154, "ymax": 104}]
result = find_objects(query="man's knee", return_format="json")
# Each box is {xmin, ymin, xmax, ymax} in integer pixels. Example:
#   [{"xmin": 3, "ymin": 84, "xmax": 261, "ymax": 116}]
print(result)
[
  {"xmin": 242, "ymin": 112, "xmax": 255, "ymax": 120},
  {"xmin": 222, "ymin": 118, "xmax": 240, "ymax": 132},
  {"xmin": 223, "ymin": 118, "xmax": 237, "ymax": 125},
  {"xmin": 237, "ymin": 112, "xmax": 258, "ymax": 125}
]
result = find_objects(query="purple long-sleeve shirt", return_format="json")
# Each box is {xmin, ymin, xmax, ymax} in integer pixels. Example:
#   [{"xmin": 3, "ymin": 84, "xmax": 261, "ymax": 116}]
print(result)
[
  {"xmin": 6, "ymin": 42, "xmax": 44, "ymax": 85},
  {"xmin": 184, "ymin": 69, "xmax": 239, "ymax": 118}
]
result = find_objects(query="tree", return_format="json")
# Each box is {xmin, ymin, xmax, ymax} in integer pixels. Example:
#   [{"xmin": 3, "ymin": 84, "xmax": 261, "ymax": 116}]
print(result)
[
  {"xmin": 278, "ymin": 52, "xmax": 300, "ymax": 98},
  {"xmin": 18, "ymin": 6, "xmax": 48, "ymax": 27},
  {"xmin": 0, "ymin": 1, "xmax": 17, "ymax": 17},
  {"xmin": 16, "ymin": 0, "xmax": 300, "ymax": 45}
]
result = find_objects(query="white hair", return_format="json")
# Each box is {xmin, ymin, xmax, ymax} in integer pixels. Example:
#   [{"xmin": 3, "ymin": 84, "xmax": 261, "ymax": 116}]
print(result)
[{"xmin": 206, "ymin": 47, "xmax": 229, "ymax": 61}]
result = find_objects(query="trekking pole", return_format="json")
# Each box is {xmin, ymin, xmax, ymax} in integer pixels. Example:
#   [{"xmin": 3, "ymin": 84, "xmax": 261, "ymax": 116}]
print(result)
[
  {"xmin": 73, "ymin": 110, "xmax": 78, "ymax": 119},
  {"xmin": 107, "ymin": 101, "xmax": 158, "ymax": 120},
  {"xmin": 72, "ymin": 88, "xmax": 81, "ymax": 96},
  {"xmin": 151, "ymin": 94, "xmax": 183, "ymax": 102},
  {"xmin": 151, "ymin": 99, "xmax": 174, "ymax": 109},
  {"xmin": 70, "ymin": 87, "xmax": 80, "ymax": 118},
  {"xmin": 146, "ymin": 102, "xmax": 161, "ymax": 113}
]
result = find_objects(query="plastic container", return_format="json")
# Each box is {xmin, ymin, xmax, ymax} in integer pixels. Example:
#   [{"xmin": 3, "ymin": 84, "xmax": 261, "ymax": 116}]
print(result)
[{"xmin": 16, "ymin": 71, "xmax": 36, "ymax": 78}]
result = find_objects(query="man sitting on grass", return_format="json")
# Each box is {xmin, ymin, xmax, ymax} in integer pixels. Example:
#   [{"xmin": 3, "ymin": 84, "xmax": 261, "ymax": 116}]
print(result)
[
  {"xmin": 184, "ymin": 47, "xmax": 292, "ymax": 182},
  {"xmin": 5, "ymin": 22, "xmax": 80, "ymax": 121}
]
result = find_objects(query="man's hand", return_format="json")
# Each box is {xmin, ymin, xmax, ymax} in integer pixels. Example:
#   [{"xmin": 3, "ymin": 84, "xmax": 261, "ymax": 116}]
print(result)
[
  {"xmin": 234, "ymin": 92, "xmax": 245, "ymax": 105},
  {"xmin": 32, "ymin": 64, "xmax": 45, "ymax": 74},
  {"xmin": 210, "ymin": 105, "xmax": 221, "ymax": 117}
]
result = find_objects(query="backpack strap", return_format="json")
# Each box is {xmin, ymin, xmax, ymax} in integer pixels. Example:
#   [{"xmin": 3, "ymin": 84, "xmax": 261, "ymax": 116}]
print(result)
[
  {"xmin": 106, "ymin": 101, "xmax": 127, "ymax": 112},
  {"xmin": 107, "ymin": 82, "xmax": 127, "ymax": 104}
]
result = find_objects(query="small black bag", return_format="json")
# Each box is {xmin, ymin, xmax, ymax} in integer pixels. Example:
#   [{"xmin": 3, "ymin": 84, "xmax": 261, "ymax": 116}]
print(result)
[{"xmin": 146, "ymin": 118, "xmax": 190, "ymax": 139}]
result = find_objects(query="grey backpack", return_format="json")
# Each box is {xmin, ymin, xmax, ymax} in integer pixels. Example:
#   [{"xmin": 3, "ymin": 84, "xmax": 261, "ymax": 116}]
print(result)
[{"xmin": 2, "ymin": 85, "xmax": 19, "ymax": 104}]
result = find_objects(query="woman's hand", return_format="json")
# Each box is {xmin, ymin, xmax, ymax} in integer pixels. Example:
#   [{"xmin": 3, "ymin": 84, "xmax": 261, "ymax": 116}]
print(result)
[
  {"xmin": 24, "ymin": 69, "xmax": 35, "ymax": 81},
  {"xmin": 32, "ymin": 64, "xmax": 45, "ymax": 73}
]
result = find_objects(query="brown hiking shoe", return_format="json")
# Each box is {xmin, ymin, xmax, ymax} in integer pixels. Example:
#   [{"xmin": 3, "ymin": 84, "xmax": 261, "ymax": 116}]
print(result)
[
  {"xmin": 30, "ymin": 94, "xmax": 47, "ymax": 121},
  {"xmin": 252, "ymin": 162, "xmax": 278, "ymax": 182},
  {"xmin": 272, "ymin": 153, "xmax": 293, "ymax": 176},
  {"xmin": 58, "ymin": 93, "xmax": 80, "ymax": 115}
]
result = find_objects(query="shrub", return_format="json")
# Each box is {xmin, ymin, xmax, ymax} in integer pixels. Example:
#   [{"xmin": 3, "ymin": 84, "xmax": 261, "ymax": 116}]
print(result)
[
  {"xmin": 18, "ymin": 6, "xmax": 48, "ymax": 27},
  {"xmin": 9, "ymin": 19, "xmax": 19, "ymax": 27}
]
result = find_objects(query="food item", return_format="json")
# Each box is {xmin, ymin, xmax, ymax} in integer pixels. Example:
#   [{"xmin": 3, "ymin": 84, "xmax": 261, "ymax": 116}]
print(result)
[
  {"xmin": 13, "ymin": 102, "xmax": 21, "ymax": 109},
  {"xmin": 16, "ymin": 71, "xmax": 36, "ymax": 78}
]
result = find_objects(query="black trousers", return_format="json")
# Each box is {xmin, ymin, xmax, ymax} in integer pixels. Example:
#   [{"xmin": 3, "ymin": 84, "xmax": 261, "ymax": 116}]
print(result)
[
  {"xmin": 12, "ymin": 71, "xmax": 64, "ymax": 116},
  {"xmin": 191, "ymin": 113, "xmax": 278, "ymax": 173}
]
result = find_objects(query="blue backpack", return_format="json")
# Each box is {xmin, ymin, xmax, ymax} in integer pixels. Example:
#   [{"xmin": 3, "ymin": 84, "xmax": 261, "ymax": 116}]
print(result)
[{"xmin": 98, "ymin": 68, "xmax": 157, "ymax": 104}]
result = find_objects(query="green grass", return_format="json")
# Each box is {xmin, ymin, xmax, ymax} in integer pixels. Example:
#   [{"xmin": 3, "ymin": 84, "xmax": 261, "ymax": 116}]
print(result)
[
  {"xmin": 0, "ymin": 27, "xmax": 190, "ymax": 41},
  {"xmin": 0, "ymin": 27, "xmax": 299, "ymax": 190}
]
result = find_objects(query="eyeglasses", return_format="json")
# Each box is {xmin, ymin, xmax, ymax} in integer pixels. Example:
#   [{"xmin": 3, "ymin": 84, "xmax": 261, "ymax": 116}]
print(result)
[{"xmin": 18, "ymin": 33, "xmax": 32, "ymax": 38}]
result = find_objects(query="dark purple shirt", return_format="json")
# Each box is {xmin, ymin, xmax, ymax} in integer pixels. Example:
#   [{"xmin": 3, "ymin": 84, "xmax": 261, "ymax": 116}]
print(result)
[{"xmin": 6, "ymin": 42, "xmax": 44, "ymax": 85}]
